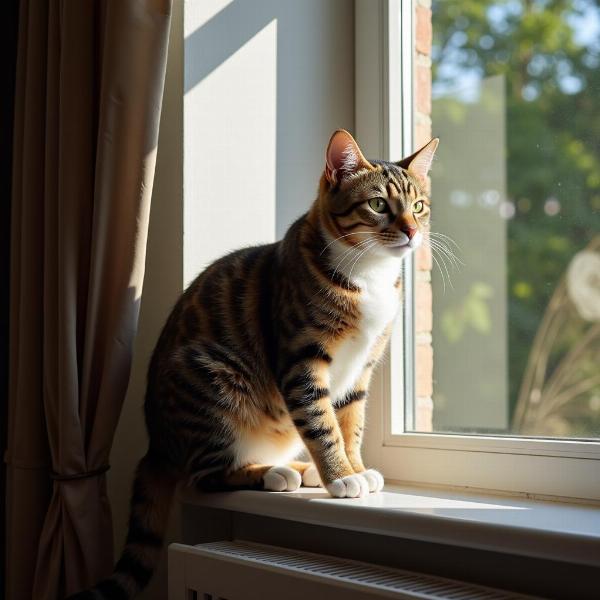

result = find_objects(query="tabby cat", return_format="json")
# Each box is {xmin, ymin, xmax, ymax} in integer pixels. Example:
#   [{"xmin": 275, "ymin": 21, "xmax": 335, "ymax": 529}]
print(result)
[{"xmin": 72, "ymin": 129, "xmax": 438, "ymax": 599}]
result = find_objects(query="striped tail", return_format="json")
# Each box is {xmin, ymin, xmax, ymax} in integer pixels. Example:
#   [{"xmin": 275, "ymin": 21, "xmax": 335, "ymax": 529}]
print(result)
[{"xmin": 68, "ymin": 453, "xmax": 178, "ymax": 600}]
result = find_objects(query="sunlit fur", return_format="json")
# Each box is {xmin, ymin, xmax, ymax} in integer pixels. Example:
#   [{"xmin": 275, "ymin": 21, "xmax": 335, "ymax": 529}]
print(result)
[{"xmin": 71, "ymin": 138, "xmax": 435, "ymax": 600}]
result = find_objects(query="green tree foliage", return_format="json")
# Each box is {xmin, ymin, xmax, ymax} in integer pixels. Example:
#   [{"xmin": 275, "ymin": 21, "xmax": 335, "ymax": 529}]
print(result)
[{"xmin": 432, "ymin": 0, "xmax": 600, "ymax": 432}]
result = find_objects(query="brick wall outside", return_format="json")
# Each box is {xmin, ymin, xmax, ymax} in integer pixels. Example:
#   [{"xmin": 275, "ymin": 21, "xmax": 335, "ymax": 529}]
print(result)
[{"xmin": 414, "ymin": 0, "xmax": 434, "ymax": 432}]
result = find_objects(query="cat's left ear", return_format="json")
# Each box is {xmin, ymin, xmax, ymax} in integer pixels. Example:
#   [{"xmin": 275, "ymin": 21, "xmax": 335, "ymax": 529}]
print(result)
[
  {"xmin": 396, "ymin": 138, "xmax": 439, "ymax": 184},
  {"xmin": 325, "ymin": 129, "xmax": 373, "ymax": 186}
]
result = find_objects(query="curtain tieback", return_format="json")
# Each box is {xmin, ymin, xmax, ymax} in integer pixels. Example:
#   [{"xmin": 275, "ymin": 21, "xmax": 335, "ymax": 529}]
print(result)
[{"xmin": 50, "ymin": 464, "xmax": 110, "ymax": 481}]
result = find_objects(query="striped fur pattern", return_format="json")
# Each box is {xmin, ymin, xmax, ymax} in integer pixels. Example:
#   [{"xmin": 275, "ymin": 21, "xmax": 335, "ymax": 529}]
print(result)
[{"xmin": 70, "ymin": 130, "xmax": 438, "ymax": 599}]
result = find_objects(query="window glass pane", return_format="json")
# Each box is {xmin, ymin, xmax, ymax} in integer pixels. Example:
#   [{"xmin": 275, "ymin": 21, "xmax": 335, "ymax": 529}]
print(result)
[{"xmin": 408, "ymin": 0, "xmax": 600, "ymax": 438}]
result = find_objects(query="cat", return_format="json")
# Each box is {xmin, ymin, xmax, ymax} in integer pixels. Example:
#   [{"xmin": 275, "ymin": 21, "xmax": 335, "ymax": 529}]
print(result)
[{"xmin": 71, "ymin": 129, "xmax": 438, "ymax": 599}]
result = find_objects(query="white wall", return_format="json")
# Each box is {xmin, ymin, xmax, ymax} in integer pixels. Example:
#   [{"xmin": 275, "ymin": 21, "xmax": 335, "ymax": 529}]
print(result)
[{"xmin": 183, "ymin": 0, "xmax": 355, "ymax": 284}]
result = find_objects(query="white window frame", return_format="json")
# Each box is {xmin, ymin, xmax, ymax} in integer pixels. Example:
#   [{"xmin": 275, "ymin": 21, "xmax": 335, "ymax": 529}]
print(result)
[{"xmin": 357, "ymin": 0, "xmax": 600, "ymax": 502}]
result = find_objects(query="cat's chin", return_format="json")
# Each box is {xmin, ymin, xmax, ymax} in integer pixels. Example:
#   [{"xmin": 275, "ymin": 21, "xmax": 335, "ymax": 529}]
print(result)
[
  {"xmin": 384, "ymin": 243, "xmax": 415, "ymax": 258},
  {"xmin": 379, "ymin": 231, "xmax": 422, "ymax": 258}
]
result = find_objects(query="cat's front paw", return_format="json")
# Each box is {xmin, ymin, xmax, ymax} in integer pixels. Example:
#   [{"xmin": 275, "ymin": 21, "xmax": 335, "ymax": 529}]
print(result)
[
  {"xmin": 302, "ymin": 464, "xmax": 322, "ymax": 487},
  {"xmin": 263, "ymin": 466, "xmax": 302, "ymax": 492},
  {"xmin": 360, "ymin": 469, "xmax": 384, "ymax": 493},
  {"xmin": 326, "ymin": 474, "xmax": 369, "ymax": 498}
]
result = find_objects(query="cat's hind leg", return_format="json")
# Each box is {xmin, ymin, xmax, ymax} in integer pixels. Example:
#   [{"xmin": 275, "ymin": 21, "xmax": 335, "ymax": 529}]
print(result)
[
  {"xmin": 200, "ymin": 464, "xmax": 300, "ymax": 491},
  {"xmin": 196, "ymin": 463, "xmax": 320, "ymax": 492},
  {"xmin": 228, "ymin": 462, "xmax": 322, "ymax": 490}
]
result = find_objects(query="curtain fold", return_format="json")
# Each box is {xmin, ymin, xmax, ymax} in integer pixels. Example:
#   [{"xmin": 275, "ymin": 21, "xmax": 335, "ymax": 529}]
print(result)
[{"xmin": 6, "ymin": 2, "xmax": 172, "ymax": 598}]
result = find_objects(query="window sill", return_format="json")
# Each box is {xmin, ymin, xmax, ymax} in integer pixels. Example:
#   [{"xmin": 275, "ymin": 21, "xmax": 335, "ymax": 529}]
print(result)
[{"xmin": 179, "ymin": 483, "xmax": 600, "ymax": 568}]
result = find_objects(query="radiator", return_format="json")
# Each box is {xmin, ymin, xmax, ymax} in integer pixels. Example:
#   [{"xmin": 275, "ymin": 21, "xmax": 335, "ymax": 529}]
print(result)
[{"xmin": 168, "ymin": 540, "xmax": 537, "ymax": 600}]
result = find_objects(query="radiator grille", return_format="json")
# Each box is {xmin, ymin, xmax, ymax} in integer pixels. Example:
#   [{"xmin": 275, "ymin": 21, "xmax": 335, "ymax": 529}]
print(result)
[{"xmin": 191, "ymin": 540, "xmax": 537, "ymax": 600}]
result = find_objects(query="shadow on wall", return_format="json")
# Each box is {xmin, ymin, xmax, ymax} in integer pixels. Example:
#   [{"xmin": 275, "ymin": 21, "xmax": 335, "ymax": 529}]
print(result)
[{"xmin": 184, "ymin": 0, "xmax": 355, "ymax": 238}]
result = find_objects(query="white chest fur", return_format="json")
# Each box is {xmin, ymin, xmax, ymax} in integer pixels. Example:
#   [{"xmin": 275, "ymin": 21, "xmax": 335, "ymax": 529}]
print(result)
[{"xmin": 327, "ymin": 241, "xmax": 402, "ymax": 401}]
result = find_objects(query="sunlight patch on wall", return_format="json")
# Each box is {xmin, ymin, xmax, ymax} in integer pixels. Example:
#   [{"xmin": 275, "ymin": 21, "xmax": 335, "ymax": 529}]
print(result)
[{"xmin": 183, "ymin": 8, "xmax": 277, "ymax": 284}]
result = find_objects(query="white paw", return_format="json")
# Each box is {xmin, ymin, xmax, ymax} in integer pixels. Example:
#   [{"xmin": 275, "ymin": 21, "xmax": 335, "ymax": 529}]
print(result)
[
  {"xmin": 326, "ymin": 474, "xmax": 369, "ymax": 498},
  {"xmin": 263, "ymin": 466, "xmax": 302, "ymax": 492},
  {"xmin": 302, "ymin": 464, "xmax": 322, "ymax": 487},
  {"xmin": 360, "ymin": 469, "xmax": 384, "ymax": 492}
]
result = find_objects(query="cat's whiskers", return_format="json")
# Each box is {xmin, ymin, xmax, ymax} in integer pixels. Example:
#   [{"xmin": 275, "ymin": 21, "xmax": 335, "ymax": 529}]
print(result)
[
  {"xmin": 428, "ymin": 239, "xmax": 461, "ymax": 272},
  {"xmin": 313, "ymin": 237, "xmax": 374, "ymax": 304},
  {"xmin": 330, "ymin": 236, "xmax": 376, "ymax": 282},
  {"xmin": 429, "ymin": 240, "xmax": 463, "ymax": 276},
  {"xmin": 428, "ymin": 232, "xmax": 464, "ymax": 270},
  {"xmin": 319, "ymin": 232, "xmax": 374, "ymax": 256},
  {"xmin": 426, "ymin": 238, "xmax": 455, "ymax": 292},
  {"xmin": 429, "ymin": 241, "xmax": 454, "ymax": 278},
  {"xmin": 424, "ymin": 239, "xmax": 450, "ymax": 292},
  {"xmin": 429, "ymin": 231, "xmax": 462, "ymax": 251},
  {"xmin": 331, "ymin": 239, "xmax": 373, "ymax": 274},
  {"xmin": 428, "ymin": 234, "xmax": 464, "ymax": 269},
  {"xmin": 346, "ymin": 240, "xmax": 379, "ymax": 289},
  {"xmin": 430, "ymin": 252, "xmax": 447, "ymax": 294},
  {"xmin": 435, "ymin": 250, "xmax": 454, "ymax": 291}
]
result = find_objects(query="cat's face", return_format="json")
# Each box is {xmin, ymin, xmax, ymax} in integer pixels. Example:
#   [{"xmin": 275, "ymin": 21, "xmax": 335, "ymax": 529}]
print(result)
[{"xmin": 320, "ymin": 130, "xmax": 438, "ymax": 259}]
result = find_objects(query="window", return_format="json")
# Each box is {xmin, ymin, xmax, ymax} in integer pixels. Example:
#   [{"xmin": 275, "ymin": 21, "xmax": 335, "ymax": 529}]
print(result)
[
  {"xmin": 415, "ymin": 0, "xmax": 600, "ymax": 439},
  {"xmin": 360, "ymin": 0, "xmax": 600, "ymax": 501}
]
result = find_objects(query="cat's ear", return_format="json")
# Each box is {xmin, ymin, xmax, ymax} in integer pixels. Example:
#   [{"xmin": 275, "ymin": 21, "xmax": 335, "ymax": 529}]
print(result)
[
  {"xmin": 396, "ymin": 138, "xmax": 439, "ymax": 184},
  {"xmin": 325, "ymin": 129, "xmax": 372, "ymax": 185}
]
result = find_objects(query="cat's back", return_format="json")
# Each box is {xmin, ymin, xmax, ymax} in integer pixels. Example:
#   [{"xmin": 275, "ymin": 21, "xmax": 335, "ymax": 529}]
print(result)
[{"xmin": 162, "ymin": 242, "xmax": 280, "ymax": 355}]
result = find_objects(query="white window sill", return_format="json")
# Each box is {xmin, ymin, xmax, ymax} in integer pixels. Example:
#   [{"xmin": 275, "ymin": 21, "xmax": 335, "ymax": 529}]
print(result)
[{"xmin": 179, "ymin": 483, "xmax": 600, "ymax": 568}]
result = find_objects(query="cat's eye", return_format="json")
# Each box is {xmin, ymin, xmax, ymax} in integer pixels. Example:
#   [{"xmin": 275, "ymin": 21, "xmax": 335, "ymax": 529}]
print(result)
[
  {"xmin": 368, "ymin": 198, "xmax": 388, "ymax": 213},
  {"xmin": 413, "ymin": 200, "xmax": 424, "ymax": 213}
]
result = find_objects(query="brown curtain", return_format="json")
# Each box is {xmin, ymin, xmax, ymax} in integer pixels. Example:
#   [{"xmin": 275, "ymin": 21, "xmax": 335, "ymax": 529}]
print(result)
[{"xmin": 5, "ymin": 1, "xmax": 172, "ymax": 599}]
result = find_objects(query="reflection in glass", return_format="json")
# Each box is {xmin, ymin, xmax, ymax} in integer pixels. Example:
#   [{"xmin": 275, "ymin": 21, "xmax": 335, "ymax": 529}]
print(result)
[{"xmin": 415, "ymin": 0, "xmax": 600, "ymax": 438}]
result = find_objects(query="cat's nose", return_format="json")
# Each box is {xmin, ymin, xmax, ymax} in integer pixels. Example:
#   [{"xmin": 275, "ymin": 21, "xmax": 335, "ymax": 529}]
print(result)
[{"xmin": 401, "ymin": 224, "xmax": 418, "ymax": 239}]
